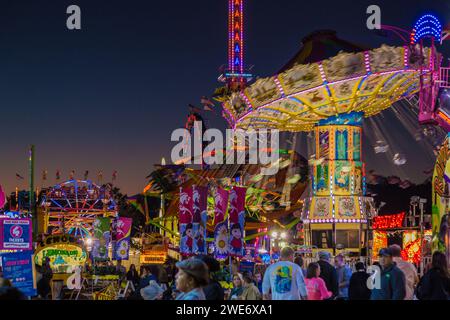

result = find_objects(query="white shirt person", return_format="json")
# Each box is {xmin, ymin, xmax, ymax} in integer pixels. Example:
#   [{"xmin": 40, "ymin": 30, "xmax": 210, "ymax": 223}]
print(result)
[{"xmin": 262, "ymin": 247, "xmax": 307, "ymax": 300}]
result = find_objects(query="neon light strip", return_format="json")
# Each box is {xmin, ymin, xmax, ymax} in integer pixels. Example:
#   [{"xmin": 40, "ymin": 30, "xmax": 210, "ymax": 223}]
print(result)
[
  {"xmin": 240, "ymin": 0, "xmax": 244, "ymax": 75},
  {"xmin": 240, "ymin": 92, "xmax": 253, "ymax": 110},
  {"xmin": 438, "ymin": 110, "xmax": 450, "ymax": 124},
  {"xmin": 403, "ymin": 45, "xmax": 409, "ymax": 68},
  {"xmin": 309, "ymin": 219, "xmax": 367, "ymax": 223},
  {"xmin": 228, "ymin": 0, "xmax": 233, "ymax": 73},
  {"xmin": 364, "ymin": 51, "xmax": 371, "ymax": 73},
  {"xmin": 274, "ymin": 77, "xmax": 285, "ymax": 97}
]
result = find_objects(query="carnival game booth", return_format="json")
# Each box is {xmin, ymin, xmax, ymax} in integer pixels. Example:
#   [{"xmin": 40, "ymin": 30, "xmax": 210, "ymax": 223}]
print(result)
[
  {"xmin": 139, "ymin": 233, "xmax": 169, "ymax": 265},
  {"xmin": 34, "ymin": 234, "xmax": 88, "ymax": 299},
  {"xmin": 34, "ymin": 214, "xmax": 134, "ymax": 300},
  {"xmin": 371, "ymin": 212, "xmax": 432, "ymax": 267}
]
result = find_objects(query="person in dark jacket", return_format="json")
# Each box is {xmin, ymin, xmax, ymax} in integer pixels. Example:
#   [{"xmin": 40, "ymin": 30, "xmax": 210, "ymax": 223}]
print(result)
[
  {"xmin": 418, "ymin": 251, "xmax": 450, "ymax": 300},
  {"xmin": 197, "ymin": 255, "xmax": 224, "ymax": 300},
  {"xmin": 370, "ymin": 248, "xmax": 406, "ymax": 300},
  {"xmin": 317, "ymin": 251, "xmax": 338, "ymax": 299},
  {"xmin": 37, "ymin": 257, "xmax": 53, "ymax": 299},
  {"xmin": 348, "ymin": 262, "xmax": 371, "ymax": 300}
]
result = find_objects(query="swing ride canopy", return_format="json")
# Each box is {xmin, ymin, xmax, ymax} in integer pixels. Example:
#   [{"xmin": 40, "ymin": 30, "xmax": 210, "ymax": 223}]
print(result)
[{"xmin": 222, "ymin": 31, "xmax": 439, "ymax": 131}]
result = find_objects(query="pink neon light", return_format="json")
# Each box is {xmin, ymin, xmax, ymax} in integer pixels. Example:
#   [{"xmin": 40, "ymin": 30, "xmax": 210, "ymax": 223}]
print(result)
[{"xmin": 364, "ymin": 51, "xmax": 371, "ymax": 73}]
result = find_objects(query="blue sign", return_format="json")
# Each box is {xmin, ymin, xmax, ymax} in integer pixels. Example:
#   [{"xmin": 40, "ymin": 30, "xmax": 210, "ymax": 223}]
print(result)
[
  {"xmin": 1, "ymin": 252, "xmax": 36, "ymax": 297},
  {"xmin": 0, "ymin": 218, "xmax": 33, "ymax": 250}
]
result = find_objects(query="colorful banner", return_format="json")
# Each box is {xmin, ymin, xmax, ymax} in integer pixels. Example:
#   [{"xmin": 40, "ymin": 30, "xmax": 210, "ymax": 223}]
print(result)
[
  {"xmin": 1, "ymin": 251, "xmax": 36, "ymax": 297},
  {"xmin": 179, "ymin": 186, "xmax": 194, "ymax": 255},
  {"xmin": 228, "ymin": 186, "xmax": 246, "ymax": 257},
  {"xmin": 0, "ymin": 185, "xmax": 6, "ymax": 208},
  {"xmin": 0, "ymin": 218, "xmax": 33, "ymax": 250},
  {"xmin": 112, "ymin": 217, "xmax": 132, "ymax": 260},
  {"xmin": 192, "ymin": 185, "xmax": 208, "ymax": 255},
  {"xmin": 214, "ymin": 187, "xmax": 229, "ymax": 259},
  {"xmin": 92, "ymin": 217, "xmax": 111, "ymax": 260}
]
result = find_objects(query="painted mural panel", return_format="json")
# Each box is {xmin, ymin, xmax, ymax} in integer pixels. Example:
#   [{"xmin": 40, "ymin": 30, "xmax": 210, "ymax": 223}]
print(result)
[
  {"xmin": 354, "ymin": 166, "xmax": 363, "ymax": 195},
  {"xmin": 318, "ymin": 130, "xmax": 329, "ymax": 159},
  {"xmin": 353, "ymin": 130, "xmax": 361, "ymax": 161},
  {"xmin": 335, "ymin": 129, "xmax": 348, "ymax": 160},
  {"xmin": 334, "ymin": 162, "xmax": 350, "ymax": 194},
  {"xmin": 313, "ymin": 198, "xmax": 331, "ymax": 219},
  {"xmin": 337, "ymin": 197, "xmax": 356, "ymax": 218},
  {"xmin": 316, "ymin": 163, "xmax": 329, "ymax": 193}
]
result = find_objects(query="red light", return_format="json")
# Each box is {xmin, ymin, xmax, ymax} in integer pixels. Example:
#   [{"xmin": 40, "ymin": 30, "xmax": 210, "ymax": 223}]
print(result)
[{"xmin": 372, "ymin": 212, "xmax": 405, "ymax": 229}]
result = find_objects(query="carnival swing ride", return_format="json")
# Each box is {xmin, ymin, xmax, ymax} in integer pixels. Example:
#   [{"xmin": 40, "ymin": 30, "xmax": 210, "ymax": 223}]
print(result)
[
  {"xmin": 41, "ymin": 179, "xmax": 117, "ymax": 238},
  {"xmin": 145, "ymin": 2, "xmax": 450, "ymax": 262},
  {"xmin": 218, "ymin": 9, "xmax": 450, "ymax": 257}
]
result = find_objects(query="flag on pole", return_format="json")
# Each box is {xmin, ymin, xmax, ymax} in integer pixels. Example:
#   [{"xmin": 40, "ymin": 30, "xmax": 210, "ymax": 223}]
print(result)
[
  {"xmin": 92, "ymin": 217, "xmax": 111, "ymax": 260},
  {"xmin": 192, "ymin": 185, "xmax": 208, "ymax": 255},
  {"xmin": 228, "ymin": 186, "xmax": 246, "ymax": 257},
  {"xmin": 0, "ymin": 185, "xmax": 6, "ymax": 209},
  {"xmin": 188, "ymin": 104, "xmax": 202, "ymax": 113},
  {"xmin": 214, "ymin": 187, "xmax": 229, "ymax": 259},
  {"xmin": 201, "ymin": 96, "xmax": 215, "ymax": 108},
  {"xmin": 112, "ymin": 217, "xmax": 132, "ymax": 260},
  {"xmin": 179, "ymin": 186, "xmax": 194, "ymax": 256},
  {"xmin": 203, "ymin": 104, "xmax": 214, "ymax": 112}
]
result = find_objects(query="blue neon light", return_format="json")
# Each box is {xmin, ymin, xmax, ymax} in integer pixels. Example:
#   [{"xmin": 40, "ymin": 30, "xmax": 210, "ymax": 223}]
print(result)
[{"xmin": 412, "ymin": 14, "xmax": 442, "ymax": 43}]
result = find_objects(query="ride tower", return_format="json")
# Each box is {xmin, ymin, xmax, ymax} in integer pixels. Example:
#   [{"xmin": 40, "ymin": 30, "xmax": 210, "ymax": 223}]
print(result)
[
  {"xmin": 218, "ymin": 0, "xmax": 253, "ymax": 92},
  {"xmin": 305, "ymin": 112, "xmax": 369, "ymax": 256}
]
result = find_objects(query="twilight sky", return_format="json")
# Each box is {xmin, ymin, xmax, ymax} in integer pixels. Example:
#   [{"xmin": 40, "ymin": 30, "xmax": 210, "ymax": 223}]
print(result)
[{"xmin": 0, "ymin": 0, "xmax": 449, "ymax": 195}]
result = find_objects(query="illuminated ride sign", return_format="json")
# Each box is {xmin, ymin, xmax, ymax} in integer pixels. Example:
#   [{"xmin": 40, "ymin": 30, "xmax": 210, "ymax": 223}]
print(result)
[
  {"xmin": 372, "ymin": 212, "xmax": 405, "ymax": 230},
  {"xmin": 140, "ymin": 249, "xmax": 167, "ymax": 265},
  {"xmin": 34, "ymin": 234, "xmax": 87, "ymax": 273}
]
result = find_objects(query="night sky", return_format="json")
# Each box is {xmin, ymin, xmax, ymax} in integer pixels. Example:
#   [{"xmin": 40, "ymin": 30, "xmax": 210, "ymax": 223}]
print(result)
[{"xmin": 0, "ymin": 0, "xmax": 449, "ymax": 195}]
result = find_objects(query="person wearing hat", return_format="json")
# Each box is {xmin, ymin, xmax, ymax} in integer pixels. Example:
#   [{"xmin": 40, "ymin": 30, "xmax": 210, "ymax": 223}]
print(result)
[
  {"xmin": 175, "ymin": 258, "xmax": 209, "ymax": 300},
  {"xmin": 317, "ymin": 251, "xmax": 338, "ymax": 299},
  {"xmin": 370, "ymin": 248, "xmax": 406, "ymax": 300},
  {"xmin": 389, "ymin": 244, "xmax": 418, "ymax": 300}
]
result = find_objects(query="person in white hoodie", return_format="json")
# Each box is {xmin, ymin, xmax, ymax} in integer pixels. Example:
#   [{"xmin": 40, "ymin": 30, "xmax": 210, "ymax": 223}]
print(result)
[{"xmin": 388, "ymin": 244, "xmax": 418, "ymax": 300}]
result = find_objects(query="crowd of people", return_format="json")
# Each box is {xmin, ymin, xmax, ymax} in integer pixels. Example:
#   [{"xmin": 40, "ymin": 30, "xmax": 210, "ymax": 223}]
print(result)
[
  {"xmin": 163, "ymin": 245, "xmax": 450, "ymax": 300},
  {"xmin": 1, "ymin": 244, "xmax": 449, "ymax": 300}
]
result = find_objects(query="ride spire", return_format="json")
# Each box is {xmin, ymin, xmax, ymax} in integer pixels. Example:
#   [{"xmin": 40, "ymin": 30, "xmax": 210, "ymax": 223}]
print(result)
[{"xmin": 219, "ymin": 0, "xmax": 252, "ymax": 91}]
